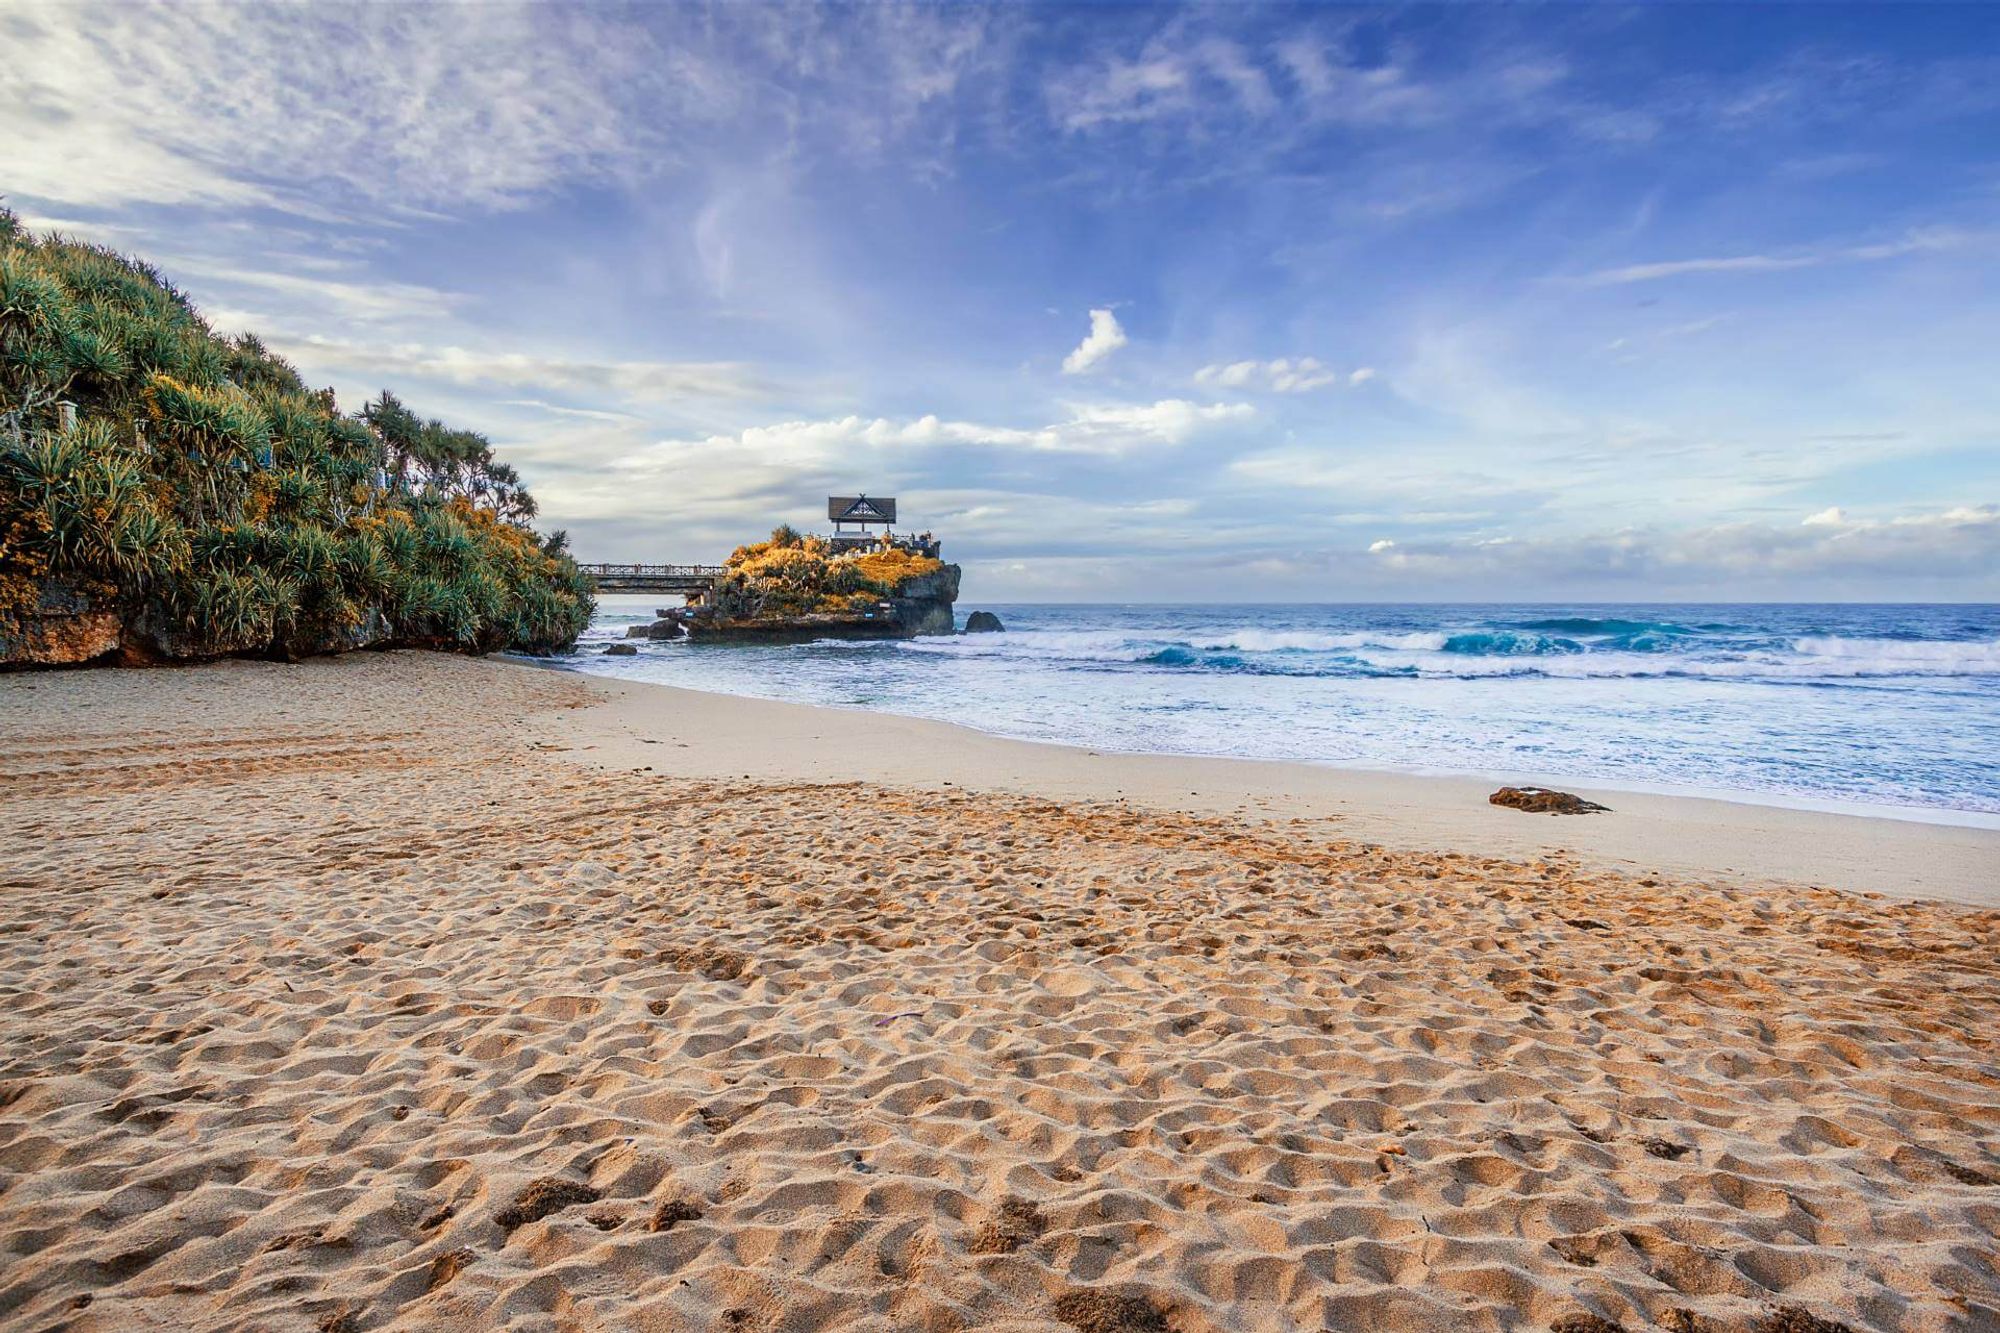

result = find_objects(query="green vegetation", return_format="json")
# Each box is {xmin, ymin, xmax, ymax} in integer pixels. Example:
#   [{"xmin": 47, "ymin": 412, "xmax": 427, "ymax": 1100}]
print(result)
[
  {"xmin": 712, "ymin": 525, "xmax": 945, "ymax": 619},
  {"xmin": 0, "ymin": 208, "xmax": 591, "ymax": 662}
]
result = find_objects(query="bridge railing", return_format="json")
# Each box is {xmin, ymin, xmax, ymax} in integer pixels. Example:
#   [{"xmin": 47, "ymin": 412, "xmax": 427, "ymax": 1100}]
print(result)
[{"xmin": 577, "ymin": 563, "xmax": 726, "ymax": 579}]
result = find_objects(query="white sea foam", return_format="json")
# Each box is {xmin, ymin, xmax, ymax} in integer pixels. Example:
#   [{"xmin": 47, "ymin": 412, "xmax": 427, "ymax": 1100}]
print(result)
[
  {"xmin": 568, "ymin": 605, "xmax": 2000, "ymax": 815},
  {"xmin": 1187, "ymin": 629, "xmax": 1450, "ymax": 653}
]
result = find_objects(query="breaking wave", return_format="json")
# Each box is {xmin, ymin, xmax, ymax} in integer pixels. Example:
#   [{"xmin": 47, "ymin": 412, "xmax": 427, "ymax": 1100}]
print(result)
[{"xmin": 574, "ymin": 601, "xmax": 2000, "ymax": 816}]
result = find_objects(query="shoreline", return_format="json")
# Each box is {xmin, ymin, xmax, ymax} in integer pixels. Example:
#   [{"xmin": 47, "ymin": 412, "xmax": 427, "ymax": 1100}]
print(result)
[
  {"xmin": 517, "ymin": 659, "xmax": 2000, "ymax": 907},
  {"xmin": 547, "ymin": 653, "xmax": 2000, "ymax": 832}
]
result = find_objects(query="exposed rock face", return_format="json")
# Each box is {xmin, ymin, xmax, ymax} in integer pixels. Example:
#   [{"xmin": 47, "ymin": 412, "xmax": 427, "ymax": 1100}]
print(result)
[
  {"xmin": 886, "ymin": 564, "xmax": 961, "ymax": 637},
  {"xmin": 0, "ymin": 580, "xmax": 120, "ymax": 668},
  {"xmin": 681, "ymin": 562, "xmax": 962, "ymax": 644},
  {"xmin": 602, "ymin": 643, "xmax": 638, "ymax": 656},
  {"xmin": 3, "ymin": 577, "xmax": 519, "ymax": 671},
  {"xmin": 965, "ymin": 610, "xmax": 1004, "ymax": 633},
  {"xmin": 1489, "ymin": 787, "xmax": 1611, "ymax": 815}
]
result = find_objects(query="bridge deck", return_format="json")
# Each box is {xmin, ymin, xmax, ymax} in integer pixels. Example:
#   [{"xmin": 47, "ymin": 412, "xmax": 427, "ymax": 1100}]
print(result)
[{"xmin": 578, "ymin": 563, "xmax": 725, "ymax": 594}]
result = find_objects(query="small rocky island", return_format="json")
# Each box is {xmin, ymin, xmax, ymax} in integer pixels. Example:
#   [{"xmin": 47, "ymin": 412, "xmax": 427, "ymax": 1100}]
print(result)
[{"xmin": 621, "ymin": 514, "xmax": 962, "ymax": 645}]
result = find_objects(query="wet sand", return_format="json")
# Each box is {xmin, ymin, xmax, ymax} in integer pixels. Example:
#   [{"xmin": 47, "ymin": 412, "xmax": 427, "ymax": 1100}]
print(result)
[
  {"xmin": 1, "ymin": 652, "xmax": 1995, "ymax": 1332},
  {"xmin": 536, "ymin": 666, "xmax": 2000, "ymax": 909}
]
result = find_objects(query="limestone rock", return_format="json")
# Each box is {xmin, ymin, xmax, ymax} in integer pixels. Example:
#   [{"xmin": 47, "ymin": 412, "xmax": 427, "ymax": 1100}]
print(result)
[
  {"xmin": 0, "ymin": 580, "xmax": 120, "ymax": 667},
  {"xmin": 603, "ymin": 643, "xmax": 639, "ymax": 656},
  {"xmin": 965, "ymin": 610, "xmax": 1005, "ymax": 633}
]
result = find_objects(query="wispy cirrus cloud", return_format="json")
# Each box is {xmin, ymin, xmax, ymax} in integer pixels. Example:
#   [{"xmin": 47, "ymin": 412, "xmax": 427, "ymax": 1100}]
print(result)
[
  {"xmin": 270, "ymin": 336, "xmax": 769, "ymax": 404},
  {"xmin": 172, "ymin": 262, "xmax": 465, "ymax": 326},
  {"xmin": 1580, "ymin": 227, "xmax": 1979, "ymax": 286},
  {"xmin": 1193, "ymin": 358, "xmax": 1376, "ymax": 393},
  {"xmin": 1, "ymin": 3, "xmax": 678, "ymax": 214},
  {"xmin": 1358, "ymin": 504, "xmax": 2000, "ymax": 594},
  {"xmin": 0, "ymin": 1, "xmax": 1001, "ymax": 217}
]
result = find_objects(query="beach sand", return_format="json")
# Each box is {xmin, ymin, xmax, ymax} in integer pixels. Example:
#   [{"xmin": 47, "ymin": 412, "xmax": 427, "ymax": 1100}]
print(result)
[{"xmin": 1, "ymin": 652, "xmax": 1996, "ymax": 1332}]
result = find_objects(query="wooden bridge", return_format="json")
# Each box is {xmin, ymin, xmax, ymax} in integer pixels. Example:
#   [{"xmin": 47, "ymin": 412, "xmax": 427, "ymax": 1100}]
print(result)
[{"xmin": 577, "ymin": 563, "xmax": 725, "ymax": 594}]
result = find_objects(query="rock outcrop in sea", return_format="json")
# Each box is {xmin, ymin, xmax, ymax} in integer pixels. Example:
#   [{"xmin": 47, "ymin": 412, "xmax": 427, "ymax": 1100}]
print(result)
[{"xmin": 637, "ymin": 525, "xmax": 963, "ymax": 644}]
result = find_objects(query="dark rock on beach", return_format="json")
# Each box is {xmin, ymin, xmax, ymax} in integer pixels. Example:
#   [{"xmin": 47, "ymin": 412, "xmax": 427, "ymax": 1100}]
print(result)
[
  {"xmin": 1489, "ymin": 787, "xmax": 1610, "ymax": 815},
  {"xmin": 602, "ymin": 643, "xmax": 638, "ymax": 656}
]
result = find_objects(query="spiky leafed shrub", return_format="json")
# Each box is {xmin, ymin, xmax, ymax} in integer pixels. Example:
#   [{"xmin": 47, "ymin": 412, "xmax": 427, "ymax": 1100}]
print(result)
[{"xmin": 0, "ymin": 209, "xmax": 592, "ymax": 662}]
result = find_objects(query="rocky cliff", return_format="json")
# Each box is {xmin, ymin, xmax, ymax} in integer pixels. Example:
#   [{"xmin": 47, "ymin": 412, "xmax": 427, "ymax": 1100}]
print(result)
[
  {"xmin": 1, "ymin": 580, "xmax": 121, "ymax": 667},
  {"xmin": 2, "ymin": 573, "xmax": 523, "ymax": 669},
  {"xmin": 622, "ymin": 562, "xmax": 962, "ymax": 645}
]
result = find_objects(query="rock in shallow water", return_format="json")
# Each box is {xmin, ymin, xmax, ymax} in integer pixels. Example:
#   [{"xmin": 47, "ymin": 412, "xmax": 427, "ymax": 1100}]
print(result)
[
  {"xmin": 602, "ymin": 643, "xmax": 638, "ymax": 656},
  {"xmin": 1489, "ymin": 786, "xmax": 1610, "ymax": 815},
  {"xmin": 965, "ymin": 610, "xmax": 1005, "ymax": 633}
]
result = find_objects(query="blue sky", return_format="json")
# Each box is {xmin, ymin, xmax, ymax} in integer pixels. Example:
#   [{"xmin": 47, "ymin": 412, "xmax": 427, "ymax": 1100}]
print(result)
[{"xmin": 7, "ymin": 1, "xmax": 1998, "ymax": 599}]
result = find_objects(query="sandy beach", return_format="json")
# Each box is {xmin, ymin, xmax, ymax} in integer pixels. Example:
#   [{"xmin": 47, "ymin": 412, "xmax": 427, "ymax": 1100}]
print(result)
[{"xmin": 2, "ymin": 651, "xmax": 1997, "ymax": 1332}]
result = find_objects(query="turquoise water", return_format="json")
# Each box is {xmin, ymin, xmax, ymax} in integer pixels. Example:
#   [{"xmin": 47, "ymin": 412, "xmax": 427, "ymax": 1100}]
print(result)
[{"xmin": 568, "ymin": 603, "xmax": 2000, "ymax": 821}]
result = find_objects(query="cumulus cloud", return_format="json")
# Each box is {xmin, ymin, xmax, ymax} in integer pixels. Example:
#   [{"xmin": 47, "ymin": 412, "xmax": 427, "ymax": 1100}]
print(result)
[
  {"xmin": 1062, "ymin": 309, "xmax": 1129, "ymax": 375},
  {"xmin": 1192, "ymin": 357, "xmax": 1364, "ymax": 393},
  {"xmin": 643, "ymin": 398, "xmax": 1251, "ymax": 467},
  {"xmin": 519, "ymin": 403, "xmax": 1254, "ymax": 560}
]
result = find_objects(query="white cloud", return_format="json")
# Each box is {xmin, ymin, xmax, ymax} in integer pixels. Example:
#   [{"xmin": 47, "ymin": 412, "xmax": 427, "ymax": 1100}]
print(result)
[
  {"xmin": 1059, "ymin": 398, "xmax": 1253, "ymax": 445},
  {"xmin": 1368, "ymin": 539, "xmax": 1396, "ymax": 553},
  {"xmin": 517, "ymin": 408, "xmax": 1253, "ymax": 560},
  {"xmin": 647, "ymin": 398, "xmax": 1251, "ymax": 466},
  {"xmin": 169, "ymin": 261, "xmax": 463, "ymax": 326},
  {"xmin": 0, "ymin": 3, "xmax": 684, "ymax": 214},
  {"xmin": 1192, "ymin": 357, "xmax": 1351, "ymax": 393},
  {"xmin": 1051, "ymin": 30, "xmax": 1439, "ymax": 133},
  {"xmin": 1580, "ymin": 227, "xmax": 1976, "ymax": 286},
  {"xmin": 271, "ymin": 336, "xmax": 766, "ymax": 403},
  {"xmin": 0, "ymin": 2, "xmax": 1000, "ymax": 217},
  {"xmin": 500, "ymin": 400, "xmax": 640, "ymax": 424},
  {"xmin": 1349, "ymin": 504, "xmax": 2000, "ymax": 590},
  {"xmin": 1062, "ymin": 308, "xmax": 1129, "ymax": 375},
  {"xmin": 1048, "ymin": 52, "xmax": 1195, "ymax": 131},
  {"xmin": 1803, "ymin": 506, "xmax": 1848, "ymax": 527},
  {"xmin": 1349, "ymin": 367, "xmax": 1378, "ymax": 386}
]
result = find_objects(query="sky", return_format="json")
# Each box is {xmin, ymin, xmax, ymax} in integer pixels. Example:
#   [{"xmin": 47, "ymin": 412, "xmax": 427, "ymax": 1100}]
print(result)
[{"xmin": 5, "ymin": 1, "xmax": 1998, "ymax": 601}]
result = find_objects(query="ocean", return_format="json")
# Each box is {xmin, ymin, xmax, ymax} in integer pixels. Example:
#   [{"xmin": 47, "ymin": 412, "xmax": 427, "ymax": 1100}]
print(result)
[{"xmin": 568, "ymin": 602, "xmax": 2000, "ymax": 822}]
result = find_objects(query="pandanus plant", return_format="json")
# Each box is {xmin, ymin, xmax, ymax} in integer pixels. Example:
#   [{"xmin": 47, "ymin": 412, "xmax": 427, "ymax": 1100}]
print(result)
[{"xmin": 1, "ymin": 208, "xmax": 593, "ymax": 659}]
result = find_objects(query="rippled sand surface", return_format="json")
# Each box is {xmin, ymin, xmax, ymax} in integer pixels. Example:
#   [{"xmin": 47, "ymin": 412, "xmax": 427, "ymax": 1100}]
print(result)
[{"xmin": 1, "ymin": 654, "xmax": 1996, "ymax": 1332}]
